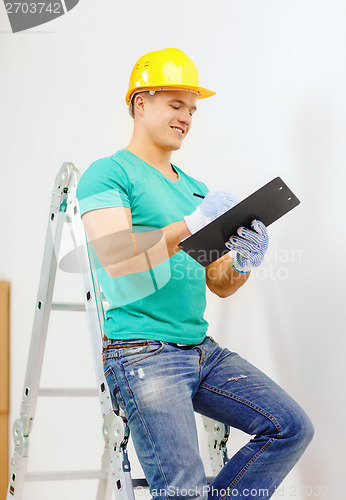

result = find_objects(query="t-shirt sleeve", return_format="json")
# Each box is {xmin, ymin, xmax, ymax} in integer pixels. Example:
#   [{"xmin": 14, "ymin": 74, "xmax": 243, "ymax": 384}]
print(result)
[
  {"xmin": 76, "ymin": 157, "xmax": 131, "ymax": 217},
  {"xmin": 198, "ymin": 180, "xmax": 209, "ymax": 196}
]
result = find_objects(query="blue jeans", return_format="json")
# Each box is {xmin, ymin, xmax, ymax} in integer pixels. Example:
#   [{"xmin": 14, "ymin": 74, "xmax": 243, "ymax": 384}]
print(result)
[{"xmin": 103, "ymin": 336, "xmax": 314, "ymax": 500}]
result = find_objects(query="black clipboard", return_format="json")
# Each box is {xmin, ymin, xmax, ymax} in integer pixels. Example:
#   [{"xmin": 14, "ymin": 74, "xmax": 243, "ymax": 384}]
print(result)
[{"xmin": 178, "ymin": 177, "xmax": 300, "ymax": 267}]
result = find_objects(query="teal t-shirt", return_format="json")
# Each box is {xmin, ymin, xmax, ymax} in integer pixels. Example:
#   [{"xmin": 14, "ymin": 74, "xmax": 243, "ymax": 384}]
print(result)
[{"xmin": 76, "ymin": 149, "xmax": 210, "ymax": 344}]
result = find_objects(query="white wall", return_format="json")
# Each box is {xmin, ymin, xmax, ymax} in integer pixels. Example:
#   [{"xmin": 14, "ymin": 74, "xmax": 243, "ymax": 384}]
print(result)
[{"xmin": 1, "ymin": 0, "xmax": 345, "ymax": 498}]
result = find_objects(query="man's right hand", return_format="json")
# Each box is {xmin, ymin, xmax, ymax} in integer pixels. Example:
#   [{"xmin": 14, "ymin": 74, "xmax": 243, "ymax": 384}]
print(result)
[{"xmin": 184, "ymin": 191, "xmax": 239, "ymax": 234}]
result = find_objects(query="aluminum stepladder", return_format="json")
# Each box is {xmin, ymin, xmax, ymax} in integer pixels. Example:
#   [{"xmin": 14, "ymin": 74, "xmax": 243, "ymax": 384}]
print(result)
[{"xmin": 7, "ymin": 162, "xmax": 230, "ymax": 500}]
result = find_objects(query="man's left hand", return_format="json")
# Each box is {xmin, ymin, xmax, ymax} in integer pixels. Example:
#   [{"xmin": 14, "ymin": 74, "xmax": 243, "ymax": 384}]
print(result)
[{"xmin": 225, "ymin": 219, "xmax": 269, "ymax": 274}]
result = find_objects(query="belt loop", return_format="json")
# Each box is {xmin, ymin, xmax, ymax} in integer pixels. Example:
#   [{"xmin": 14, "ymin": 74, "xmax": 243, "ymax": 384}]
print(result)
[{"xmin": 102, "ymin": 344, "xmax": 107, "ymax": 365}]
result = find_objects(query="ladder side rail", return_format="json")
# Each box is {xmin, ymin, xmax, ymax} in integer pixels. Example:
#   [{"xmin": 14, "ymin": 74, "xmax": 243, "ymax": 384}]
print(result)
[
  {"xmin": 202, "ymin": 416, "xmax": 230, "ymax": 475},
  {"xmin": 18, "ymin": 188, "xmax": 68, "ymax": 432},
  {"xmin": 7, "ymin": 174, "xmax": 69, "ymax": 500},
  {"xmin": 68, "ymin": 176, "xmax": 113, "ymax": 418}
]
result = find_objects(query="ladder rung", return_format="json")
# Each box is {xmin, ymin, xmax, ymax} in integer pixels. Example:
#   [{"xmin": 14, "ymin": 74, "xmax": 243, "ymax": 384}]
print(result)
[
  {"xmin": 25, "ymin": 473, "xmax": 217, "ymax": 485},
  {"xmin": 51, "ymin": 301, "xmax": 108, "ymax": 311},
  {"xmin": 38, "ymin": 388, "xmax": 98, "ymax": 397},
  {"xmin": 51, "ymin": 302, "xmax": 86, "ymax": 311},
  {"xmin": 26, "ymin": 470, "xmax": 106, "ymax": 481}
]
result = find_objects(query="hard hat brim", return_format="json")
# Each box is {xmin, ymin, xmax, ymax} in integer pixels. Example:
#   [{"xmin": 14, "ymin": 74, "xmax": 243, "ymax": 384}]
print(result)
[{"xmin": 126, "ymin": 85, "xmax": 216, "ymax": 105}]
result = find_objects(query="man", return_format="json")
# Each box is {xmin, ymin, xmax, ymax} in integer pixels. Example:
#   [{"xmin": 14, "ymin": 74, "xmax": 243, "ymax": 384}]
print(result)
[{"xmin": 76, "ymin": 47, "xmax": 314, "ymax": 499}]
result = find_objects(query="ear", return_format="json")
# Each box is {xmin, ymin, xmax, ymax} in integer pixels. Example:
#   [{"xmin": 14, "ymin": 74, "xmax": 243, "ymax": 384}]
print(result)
[{"xmin": 134, "ymin": 94, "xmax": 146, "ymax": 116}]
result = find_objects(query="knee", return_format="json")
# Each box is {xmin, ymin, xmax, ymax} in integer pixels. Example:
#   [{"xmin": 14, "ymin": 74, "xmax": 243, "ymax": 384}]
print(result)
[
  {"xmin": 297, "ymin": 412, "xmax": 314, "ymax": 448},
  {"xmin": 283, "ymin": 406, "xmax": 315, "ymax": 450}
]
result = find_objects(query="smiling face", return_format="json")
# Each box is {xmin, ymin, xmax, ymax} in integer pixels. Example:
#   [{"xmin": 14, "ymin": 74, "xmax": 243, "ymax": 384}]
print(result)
[{"xmin": 133, "ymin": 90, "xmax": 198, "ymax": 152}]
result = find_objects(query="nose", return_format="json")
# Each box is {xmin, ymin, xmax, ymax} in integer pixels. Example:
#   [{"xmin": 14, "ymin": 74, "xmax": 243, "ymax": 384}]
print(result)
[{"xmin": 178, "ymin": 108, "xmax": 192, "ymax": 127}]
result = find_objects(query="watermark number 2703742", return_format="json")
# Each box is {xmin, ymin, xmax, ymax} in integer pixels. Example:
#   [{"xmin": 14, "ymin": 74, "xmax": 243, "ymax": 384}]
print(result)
[{"xmin": 3, "ymin": 1, "xmax": 79, "ymax": 33}]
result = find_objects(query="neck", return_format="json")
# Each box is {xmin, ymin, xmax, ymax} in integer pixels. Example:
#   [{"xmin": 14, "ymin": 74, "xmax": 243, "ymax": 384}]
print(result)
[{"xmin": 125, "ymin": 136, "xmax": 174, "ymax": 174}]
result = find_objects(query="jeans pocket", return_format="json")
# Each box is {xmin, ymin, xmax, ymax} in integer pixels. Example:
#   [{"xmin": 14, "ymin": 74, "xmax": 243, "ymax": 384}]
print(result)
[
  {"xmin": 103, "ymin": 339, "xmax": 148, "ymax": 365},
  {"xmin": 120, "ymin": 340, "xmax": 164, "ymax": 367}
]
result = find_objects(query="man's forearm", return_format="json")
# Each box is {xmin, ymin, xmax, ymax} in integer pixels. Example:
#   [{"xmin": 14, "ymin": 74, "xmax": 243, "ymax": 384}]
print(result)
[
  {"xmin": 206, "ymin": 253, "xmax": 250, "ymax": 298},
  {"xmin": 100, "ymin": 220, "xmax": 191, "ymax": 278}
]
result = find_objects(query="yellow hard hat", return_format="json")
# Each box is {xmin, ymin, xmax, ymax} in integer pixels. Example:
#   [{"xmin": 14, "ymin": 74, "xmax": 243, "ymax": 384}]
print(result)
[{"xmin": 125, "ymin": 47, "xmax": 216, "ymax": 105}]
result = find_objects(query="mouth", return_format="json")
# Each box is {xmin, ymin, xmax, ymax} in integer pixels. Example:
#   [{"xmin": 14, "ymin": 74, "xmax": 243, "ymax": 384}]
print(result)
[{"xmin": 170, "ymin": 126, "xmax": 185, "ymax": 136}]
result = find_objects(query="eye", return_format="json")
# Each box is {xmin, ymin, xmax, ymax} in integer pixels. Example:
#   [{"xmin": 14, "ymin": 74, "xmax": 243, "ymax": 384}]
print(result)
[{"xmin": 171, "ymin": 105, "xmax": 179, "ymax": 110}]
